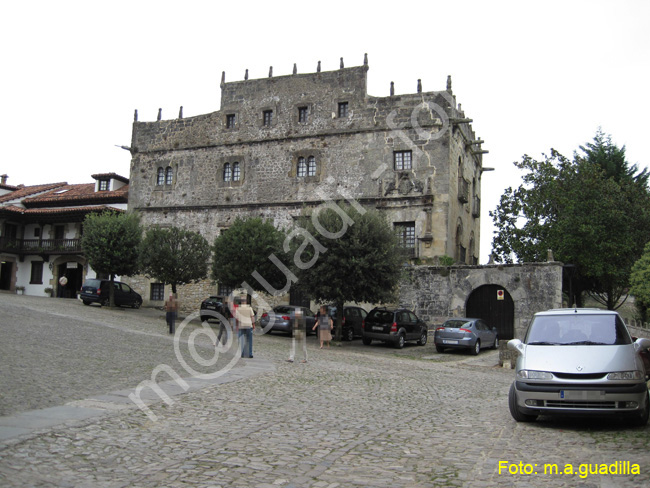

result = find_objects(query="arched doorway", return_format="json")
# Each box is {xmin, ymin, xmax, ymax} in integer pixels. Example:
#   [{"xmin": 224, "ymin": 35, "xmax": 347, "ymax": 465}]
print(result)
[
  {"xmin": 466, "ymin": 284, "xmax": 515, "ymax": 340},
  {"xmin": 57, "ymin": 262, "xmax": 83, "ymax": 298}
]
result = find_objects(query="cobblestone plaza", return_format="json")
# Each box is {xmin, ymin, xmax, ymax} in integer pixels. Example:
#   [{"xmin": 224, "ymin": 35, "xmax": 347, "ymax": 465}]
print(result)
[{"xmin": 1, "ymin": 295, "xmax": 648, "ymax": 487}]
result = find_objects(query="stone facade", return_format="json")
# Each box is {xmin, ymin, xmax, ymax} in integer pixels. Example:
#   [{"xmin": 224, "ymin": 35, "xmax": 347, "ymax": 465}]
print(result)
[
  {"xmin": 127, "ymin": 57, "xmax": 488, "ymax": 309},
  {"xmin": 399, "ymin": 262, "xmax": 564, "ymax": 339}
]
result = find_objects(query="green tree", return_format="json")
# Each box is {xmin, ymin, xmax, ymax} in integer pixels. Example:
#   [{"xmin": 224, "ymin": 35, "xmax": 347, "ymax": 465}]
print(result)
[
  {"xmin": 81, "ymin": 211, "xmax": 142, "ymax": 307},
  {"xmin": 211, "ymin": 217, "xmax": 291, "ymax": 294},
  {"xmin": 630, "ymin": 242, "xmax": 650, "ymax": 322},
  {"xmin": 490, "ymin": 132, "xmax": 650, "ymax": 309},
  {"xmin": 293, "ymin": 203, "xmax": 404, "ymax": 339},
  {"xmin": 139, "ymin": 226, "xmax": 211, "ymax": 295}
]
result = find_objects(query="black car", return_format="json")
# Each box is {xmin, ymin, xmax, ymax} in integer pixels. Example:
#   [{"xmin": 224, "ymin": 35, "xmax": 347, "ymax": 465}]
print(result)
[
  {"xmin": 200, "ymin": 296, "xmax": 226, "ymax": 322},
  {"xmin": 362, "ymin": 307, "xmax": 428, "ymax": 348},
  {"xmin": 328, "ymin": 305, "xmax": 368, "ymax": 341},
  {"xmin": 80, "ymin": 279, "xmax": 142, "ymax": 308}
]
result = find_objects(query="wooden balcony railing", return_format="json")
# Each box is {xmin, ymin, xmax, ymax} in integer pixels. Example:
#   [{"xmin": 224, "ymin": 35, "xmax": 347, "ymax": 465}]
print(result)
[{"xmin": 0, "ymin": 237, "xmax": 82, "ymax": 254}]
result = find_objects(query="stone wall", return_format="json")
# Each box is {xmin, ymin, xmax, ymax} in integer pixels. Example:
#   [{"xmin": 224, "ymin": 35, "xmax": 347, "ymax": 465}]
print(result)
[{"xmin": 399, "ymin": 262, "xmax": 564, "ymax": 338}]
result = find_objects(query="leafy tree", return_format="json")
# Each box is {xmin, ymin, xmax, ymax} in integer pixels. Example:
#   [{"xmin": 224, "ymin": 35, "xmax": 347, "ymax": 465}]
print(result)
[
  {"xmin": 139, "ymin": 226, "xmax": 211, "ymax": 295},
  {"xmin": 490, "ymin": 132, "xmax": 650, "ymax": 309},
  {"xmin": 81, "ymin": 211, "xmax": 142, "ymax": 307},
  {"xmin": 630, "ymin": 242, "xmax": 650, "ymax": 322},
  {"xmin": 292, "ymin": 203, "xmax": 404, "ymax": 339},
  {"xmin": 211, "ymin": 217, "xmax": 291, "ymax": 294}
]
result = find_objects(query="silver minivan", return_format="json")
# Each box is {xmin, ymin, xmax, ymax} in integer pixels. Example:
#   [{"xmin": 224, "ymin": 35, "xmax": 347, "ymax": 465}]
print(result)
[{"xmin": 508, "ymin": 308, "xmax": 650, "ymax": 426}]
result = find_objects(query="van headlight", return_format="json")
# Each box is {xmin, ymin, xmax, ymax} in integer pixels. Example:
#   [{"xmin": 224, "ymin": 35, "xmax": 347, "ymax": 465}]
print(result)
[
  {"xmin": 606, "ymin": 371, "xmax": 643, "ymax": 380},
  {"xmin": 517, "ymin": 370, "xmax": 553, "ymax": 380}
]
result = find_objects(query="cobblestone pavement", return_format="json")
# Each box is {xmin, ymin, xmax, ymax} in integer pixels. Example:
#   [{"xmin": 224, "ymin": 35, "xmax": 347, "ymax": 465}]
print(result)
[{"xmin": 1, "ymin": 294, "xmax": 649, "ymax": 487}]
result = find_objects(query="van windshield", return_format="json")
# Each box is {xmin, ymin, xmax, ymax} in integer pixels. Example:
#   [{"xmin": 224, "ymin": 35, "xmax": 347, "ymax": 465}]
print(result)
[{"xmin": 526, "ymin": 314, "xmax": 632, "ymax": 346}]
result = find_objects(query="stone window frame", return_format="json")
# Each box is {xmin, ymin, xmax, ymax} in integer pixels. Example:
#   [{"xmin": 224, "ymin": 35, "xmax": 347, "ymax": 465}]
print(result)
[
  {"xmin": 307, "ymin": 156, "xmax": 316, "ymax": 177},
  {"xmin": 295, "ymin": 103, "xmax": 313, "ymax": 124},
  {"xmin": 297, "ymin": 157, "xmax": 307, "ymax": 177},
  {"xmin": 219, "ymin": 156, "xmax": 245, "ymax": 187},
  {"xmin": 394, "ymin": 221, "xmax": 416, "ymax": 249},
  {"xmin": 290, "ymin": 150, "xmax": 323, "ymax": 182},
  {"xmin": 165, "ymin": 166, "xmax": 174, "ymax": 185},
  {"xmin": 337, "ymin": 101, "xmax": 349, "ymax": 118},
  {"xmin": 262, "ymin": 109, "xmax": 273, "ymax": 127},
  {"xmin": 155, "ymin": 165, "xmax": 175, "ymax": 189},
  {"xmin": 232, "ymin": 162, "xmax": 241, "ymax": 181},
  {"xmin": 394, "ymin": 150, "xmax": 413, "ymax": 171},
  {"xmin": 225, "ymin": 113, "xmax": 237, "ymax": 129},
  {"xmin": 156, "ymin": 167, "xmax": 165, "ymax": 186}
]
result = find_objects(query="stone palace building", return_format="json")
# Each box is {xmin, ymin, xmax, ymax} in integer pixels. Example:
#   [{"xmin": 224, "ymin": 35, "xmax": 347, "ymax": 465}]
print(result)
[{"xmin": 127, "ymin": 55, "xmax": 489, "ymax": 307}]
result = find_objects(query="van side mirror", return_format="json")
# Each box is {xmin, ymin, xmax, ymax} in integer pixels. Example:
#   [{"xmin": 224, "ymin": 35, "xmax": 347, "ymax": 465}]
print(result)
[
  {"xmin": 634, "ymin": 337, "xmax": 650, "ymax": 352},
  {"xmin": 507, "ymin": 339, "xmax": 525, "ymax": 354}
]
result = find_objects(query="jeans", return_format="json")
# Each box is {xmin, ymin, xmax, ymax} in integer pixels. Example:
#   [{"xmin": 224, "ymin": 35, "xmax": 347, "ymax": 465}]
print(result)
[{"xmin": 238, "ymin": 328, "xmax": 253, "ymax": 358}]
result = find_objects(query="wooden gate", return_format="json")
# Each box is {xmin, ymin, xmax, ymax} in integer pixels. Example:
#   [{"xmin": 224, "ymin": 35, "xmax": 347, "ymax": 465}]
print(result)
[{"xmin": 466, "ymin": 284, "xmax": 515, "ymax": 340}]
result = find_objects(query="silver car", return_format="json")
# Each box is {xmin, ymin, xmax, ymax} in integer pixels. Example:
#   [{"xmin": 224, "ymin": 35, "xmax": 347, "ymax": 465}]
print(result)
[
  {"xmin": 258, "ymin": 305, "xmax": 316, "ymax": 335},
  {"xmin": 508, "ymin": 308, "xmax": 650, "ymax": 426},
  {"xmin": 434, "ymin": 318, "xmax": 499, "ymax": 355}
]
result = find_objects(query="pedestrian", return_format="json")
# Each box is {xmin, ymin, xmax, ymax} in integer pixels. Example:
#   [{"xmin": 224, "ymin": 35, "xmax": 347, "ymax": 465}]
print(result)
[
  {"xmin": 58, "ymin": 274, "xmax": 68, "ymax": 298},
  {"xmin": 288, "ymin": 308, "xmax": 308, "ymax": 363},
  {"xmin": 217, "ymin": 296, "xmax": 232, "ymax": 347},
  {"xmin": 165, "ymin": 292, "xmax": 179, "ymax": 335},
  {"xmin": 312, "ymin": 305, "xmax": 333, "ymax": 349},
  {"xmin": 235, "ymin": 294, "xmax": 255, "ymax": 358}
]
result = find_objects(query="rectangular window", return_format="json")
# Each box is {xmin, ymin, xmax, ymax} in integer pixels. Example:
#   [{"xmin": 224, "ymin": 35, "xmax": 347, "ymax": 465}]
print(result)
[
  {"xmin": 338, "ymin": 102, "xmax": 348, "ymax": 118},
  {"xmin": 218, "ymin": 283, "xmax": 234, "ymax": 297},
  {"xmin": 232, "ymin": 162, "xmax": 241, "ymax": 181},
  {"xmin": 298, "ymin": 106, "xmax": 308, "ymax": 123},
  {"xmin": 34, "ymin": 228, "xmax": 41, "ymax": 238},
  {"xmin": 394, "ymin": 222, "xmax": 416, "ymax": 249},
  {"xmin": 394, "ymin": 150, "xmax": 412, "ymax": 171},
  {"xmin": 263, "ymin": 110, "xmax": 273, "ymax": 126},
  {"xmin": 30, "ymin": 261, "xmax": 43, "ymax": 284},
  {"xmin": 226, "ymin": 114, "xmax": 236, "ymax": 128},
  {"xmin": 99, "ymin": 179, "xmax": 109, "ymax": 191},
  {"xmin": 150, "ymin": 283, "xmax": 165, "ymax": 301}
]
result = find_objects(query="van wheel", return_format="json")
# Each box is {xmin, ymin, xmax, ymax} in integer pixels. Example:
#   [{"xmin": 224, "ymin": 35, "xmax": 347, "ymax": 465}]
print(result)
[
  {"xmin": 394, "ymin": 334, "xmax": 405, "ymax": 349},
  {"xmin": 630, "ymin": 391, "xmax": 650, "ymax": 427},
  {"xmin": 82, "ymin": 300, "xmax": 91, "ymax": 306},
  {"xmin": 362, "ymin": 337, "xmax": 372, "ymax": 346},
  {"xmin": 509, "ymin": 383, "xmax": 537, "ymax": 422},
  {"xmin": 100, "ymin": 298, "xmax": 109, "ymax": 307}
]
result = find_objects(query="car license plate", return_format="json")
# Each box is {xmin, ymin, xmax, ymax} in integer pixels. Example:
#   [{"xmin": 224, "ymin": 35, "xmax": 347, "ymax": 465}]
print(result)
[
  {"xmin": 373, "ymin": 326, "xmax": 383, "ymax": 331},
  {"xmin": 560, "ymin": 390, "xmax": 605, "ymax": 400},
  {"xmin": 443, "ymin": 340, "xmax": 458, "ymax": 345}
]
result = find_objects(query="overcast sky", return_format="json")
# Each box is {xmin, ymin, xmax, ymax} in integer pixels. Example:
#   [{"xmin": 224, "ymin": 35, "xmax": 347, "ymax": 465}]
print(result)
[{"xmin": 1, "ymin": 0, "xmax": 648, "ymax": 263}]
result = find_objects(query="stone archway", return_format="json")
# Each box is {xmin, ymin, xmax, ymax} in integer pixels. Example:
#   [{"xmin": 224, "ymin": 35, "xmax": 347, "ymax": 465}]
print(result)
[{"xmin": 466, "ymin": 284, "xmax": 515, "ymax": 340}]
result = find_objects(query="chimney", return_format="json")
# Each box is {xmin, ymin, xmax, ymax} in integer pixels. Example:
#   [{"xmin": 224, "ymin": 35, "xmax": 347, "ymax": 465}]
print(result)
[{"xmin": 0, "ymin": 174, "xmax": 7, "ymax": 185}]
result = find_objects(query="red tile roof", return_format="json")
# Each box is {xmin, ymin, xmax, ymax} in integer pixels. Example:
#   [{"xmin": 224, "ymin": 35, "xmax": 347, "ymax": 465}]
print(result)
[
  {"xmin": 22, "ymin": 183, "xmax": 128, "ymax": 208},
  {"xmin": 0, "ymin": 183, "xmax": 67, "ymax": 204}
]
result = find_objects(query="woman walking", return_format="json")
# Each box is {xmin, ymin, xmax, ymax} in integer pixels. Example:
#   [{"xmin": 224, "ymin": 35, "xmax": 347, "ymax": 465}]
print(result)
[{"xmin": 313, "ymin": 305, "xmax": 333, "ymax": 348}]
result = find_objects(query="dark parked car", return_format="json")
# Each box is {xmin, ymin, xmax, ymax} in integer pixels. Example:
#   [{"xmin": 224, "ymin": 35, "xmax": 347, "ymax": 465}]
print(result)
[
  {"xmin": 328, "ymin": 305, "xmax": 368, "ymax": 341},
  {"xmin": 200, "ymin": 296, "xmax": 226, "ymax": 322},
  {"xmin": 80, "ymin": 279, "xmax": 142, "ymax": 308},
  {"xmin": 434, "ymin": 318, "xmax": 499, "ymax": 355},
  {"xmin": 362, "ymin": 307, "xmax": 428, "ymax": 348},
  {"xmin": 258, "ymin": 305, "xmax": 317, "ymax": 335}
]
